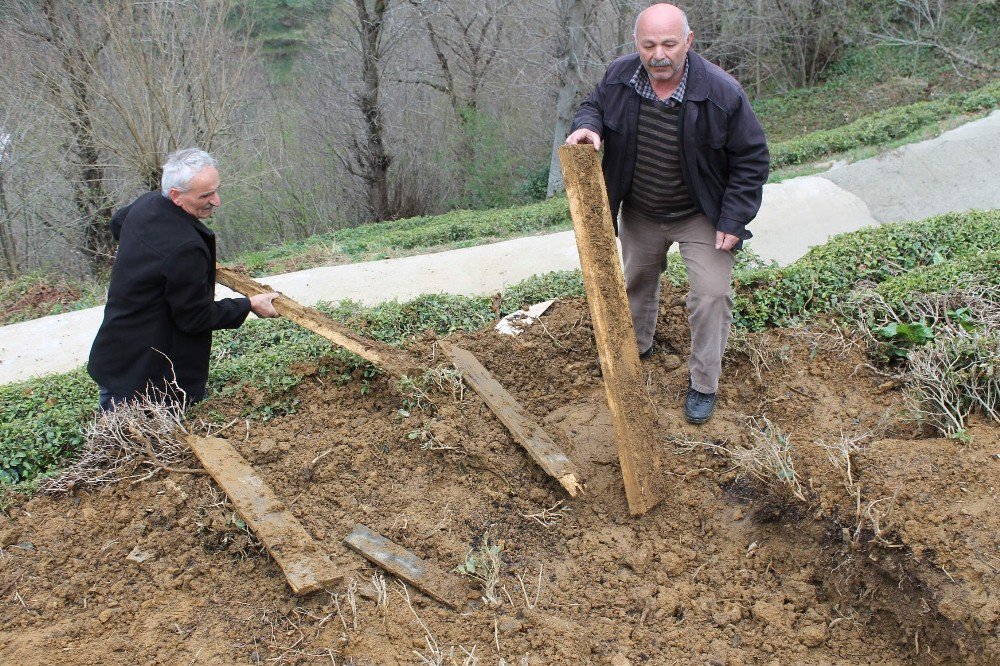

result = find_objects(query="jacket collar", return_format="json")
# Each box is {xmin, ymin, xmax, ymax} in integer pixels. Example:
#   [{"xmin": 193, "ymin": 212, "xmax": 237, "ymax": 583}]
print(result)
[
  {"xmin": 164, "ymin": 195, "xmax": 216, "ymax": 239},
  {"xmin": 682, "ymin": 51, "xmax": 709, "ymax": 101},
  {"xmin": 615, "ymin": 50, "xmax": 709, "ymax": 102}
]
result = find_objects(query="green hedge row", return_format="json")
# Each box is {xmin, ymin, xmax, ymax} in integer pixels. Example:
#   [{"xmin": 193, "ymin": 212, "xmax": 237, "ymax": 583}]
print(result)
[
  {"xmin": 732, "ymin": 209, "xmax": 1000, "ymax": 330},
  {"xmin": 237, "ymin": 195, "xmax": 573, "ymax": 276},
  {"xmin": 770, "ymin": 80, "xmax": 1000, "ymax": 169},
  {"xmin": 873, "ymin": 250, "xmax": 1000, "ymax": 307},
  {"xmin": 333, "ymin": 195, "xmax": 572, "ymax": 257}
]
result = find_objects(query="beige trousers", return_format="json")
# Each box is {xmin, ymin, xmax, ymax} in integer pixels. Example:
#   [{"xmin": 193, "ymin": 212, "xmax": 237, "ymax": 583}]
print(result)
[{"xmin": 619, "ymin": 207, "xmax": 735, "ymax": 394}]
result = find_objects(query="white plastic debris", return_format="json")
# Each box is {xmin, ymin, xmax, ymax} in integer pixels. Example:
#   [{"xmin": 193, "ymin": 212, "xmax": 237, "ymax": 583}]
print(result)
[{"xmin": 494, "ymin": 299, "xmax": 555, "ymax": 336}]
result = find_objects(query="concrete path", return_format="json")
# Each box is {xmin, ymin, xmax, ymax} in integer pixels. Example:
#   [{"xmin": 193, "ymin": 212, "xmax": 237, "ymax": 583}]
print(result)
[{"xmin": 2, "ymin": 110, "xmax": 999, "ymax": 386}]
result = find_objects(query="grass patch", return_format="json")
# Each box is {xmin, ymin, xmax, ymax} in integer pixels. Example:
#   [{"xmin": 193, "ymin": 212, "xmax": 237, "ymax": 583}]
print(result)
[
  {"xmin": 768, "ymin": 80, "xmax": 1000, "ymax": 169},
  {"xmin": 234, "ymin": 196, "xmax": 573, "ymax": 276}
]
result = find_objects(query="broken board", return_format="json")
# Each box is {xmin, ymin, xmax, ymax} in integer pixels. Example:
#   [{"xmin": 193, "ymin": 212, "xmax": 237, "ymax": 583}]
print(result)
[
  {"xmin": 185, "ymin": 434, "xmax": 344, "ymax": 595},
  {"xmin": 558, "ymin": 145, "xmax": 664, "ymax": 516},
  {"xmin": 215, "ymin": 266, "xmax": 422, "ymax": 379},
  {"xmin": 440, "ymin": 341, "xmax": 583, "ymax": 496},
  {"xmin": 344, "ymin": 524, "xmax": 468, "ymax": 609}
]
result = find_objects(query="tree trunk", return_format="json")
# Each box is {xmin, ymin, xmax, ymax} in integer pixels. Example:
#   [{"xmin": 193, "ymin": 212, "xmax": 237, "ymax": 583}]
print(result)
[
  {"xmin": 355, "ymin": 0, "xmax": 392, "ymax": 222},
  {"xmin": 546, "ymin": 0, "xmax": 587, "ymax": 198},
  {"xmin": 0, "ymin": 155, "xmax": 18, "ymax": 278}
]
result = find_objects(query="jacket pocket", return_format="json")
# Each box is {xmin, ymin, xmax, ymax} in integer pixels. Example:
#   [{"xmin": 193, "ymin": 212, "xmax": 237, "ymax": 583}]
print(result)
[{"xmin": 698, "ymin": 101, "xmax": 729, "ymax": 149}]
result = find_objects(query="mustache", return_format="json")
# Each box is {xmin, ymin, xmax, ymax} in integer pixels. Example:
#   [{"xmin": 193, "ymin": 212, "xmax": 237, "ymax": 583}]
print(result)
[{"xmin": 649, "ymin": 57, "xmax": 673, "ymax": 68}]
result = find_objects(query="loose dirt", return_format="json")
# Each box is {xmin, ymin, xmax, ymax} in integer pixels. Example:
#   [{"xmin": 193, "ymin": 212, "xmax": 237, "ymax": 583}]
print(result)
[{"xmin": 2, "ymin": 288, "xmax": 998, "ymax": 664}]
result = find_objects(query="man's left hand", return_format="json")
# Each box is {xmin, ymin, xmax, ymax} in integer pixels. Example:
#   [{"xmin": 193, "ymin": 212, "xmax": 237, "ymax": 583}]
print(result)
[
  {"xmin": 249, "ymin": 292, "xmax": 281, "ymax": 318},
  {"xmin": 716, "ymin": 231, "xmax": 740, "ymax": 252}
]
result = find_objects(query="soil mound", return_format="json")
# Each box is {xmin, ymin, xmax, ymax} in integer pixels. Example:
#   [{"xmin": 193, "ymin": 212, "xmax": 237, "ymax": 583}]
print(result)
[{"xmin": 2, "ymin": 292, "xmax": 997, "ymax": 664}]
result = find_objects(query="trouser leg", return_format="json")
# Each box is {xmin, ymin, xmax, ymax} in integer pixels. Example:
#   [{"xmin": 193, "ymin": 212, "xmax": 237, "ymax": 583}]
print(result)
[
  {"xmin": 671, "ymin": 214, "xmax": 735, "ymax": 394},
  {"xmin": 619, "ymin": 207, "xmax": 670, "ymax": 353},
  {"xmin": 98, "ymin": 386, "xmax": 130, "ymax": 412}
]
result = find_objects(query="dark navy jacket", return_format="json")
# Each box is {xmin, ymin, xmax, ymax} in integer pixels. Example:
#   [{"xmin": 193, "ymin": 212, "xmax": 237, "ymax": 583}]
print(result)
[
  {"xmin": 88, "ymin": 191, "xmax": 251, "ymax": 400},
  {"xmin": 571, "ymin": 51, "xmax": 770, "ymax": 241}
]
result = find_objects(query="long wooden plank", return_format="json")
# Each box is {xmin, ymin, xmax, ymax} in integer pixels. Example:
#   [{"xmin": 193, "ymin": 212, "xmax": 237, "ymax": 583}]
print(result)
[
  {"xmin": 439, "ymin": 341, "xmax": 583, "ymax": 496},
  {"xmin": 344, "ymin": 524, "xmax": 468, "ymax": 609},
  {"xmin": 184, "ymin": 434, "xmax": 344, "ymax": 595},
  {"xmin": 558, "ymin": 145, "xmax": 664, "ymax": 516},
  {"xmin": 216, "ymin": 266, "xmax": 422, "ymax": 379}
]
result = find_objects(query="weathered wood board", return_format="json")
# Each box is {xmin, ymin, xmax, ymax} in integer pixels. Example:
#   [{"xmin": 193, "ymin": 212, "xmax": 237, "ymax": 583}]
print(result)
[
  {"xmin": 185, "ymin": 434, "xmax": 344, "ymax": 595},
  {"xmin": 344, "ymin": 524, "xmax": 468, "ymax": 609},
  {"xmin": 440, "ymin": 341, "xmax": 583, "ymax": 496},
  {"xmin": 558, "ymin": 145, "xmax": 665, "ymax": 516},
  {"xmin": 216, "ymin": 266, "xmax": 422, "ymax": 379}
]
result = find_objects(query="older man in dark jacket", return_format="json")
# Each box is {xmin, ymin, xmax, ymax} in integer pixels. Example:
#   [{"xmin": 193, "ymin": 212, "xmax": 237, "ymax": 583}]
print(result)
[
  {"xmin": 567, "ymin": 3, "xmax": 769, "ymax": 423},
  {"xmin": 88, "ymin": 148, "xmax": 280, "ymax": 410}
]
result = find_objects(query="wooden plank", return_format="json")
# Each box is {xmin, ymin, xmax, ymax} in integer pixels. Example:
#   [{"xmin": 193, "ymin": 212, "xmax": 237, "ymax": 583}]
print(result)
[
  {"xmin": 216, "ymin": 266, "xmax": 422, "ymax": 379},
  {"xmin": 557, "ymin": 145, "xmax": 665, "ymax": 516},
  {"xmin": 344, "ymin": 524, "xmax": 468, "ymax": 609},
  {"xmin": 184, "ymin": 434, "xmax": 344, "ymax": 595},
  {"xmin": 439, "ymin": 341, "xmax": 583, "ymax": 497}
]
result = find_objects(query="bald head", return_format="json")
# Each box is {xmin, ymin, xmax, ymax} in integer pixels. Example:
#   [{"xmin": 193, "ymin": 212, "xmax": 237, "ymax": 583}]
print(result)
[
  {"xmin": 634, "ymin": 3, "xmax": 690, "ymax": 41},
  {"xmin": 634, "ymin": 3, "xmax": 694, "ymax": 91}
]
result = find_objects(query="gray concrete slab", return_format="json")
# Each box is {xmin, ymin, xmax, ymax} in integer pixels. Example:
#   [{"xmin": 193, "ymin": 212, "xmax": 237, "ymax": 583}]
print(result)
[
  {"xmin": 823, "ymin": 109, "xmax": 1000, "ymax": 222},
  {"xmin": 745, "ymin": 176, "xmax": 877, "ymax": 265},
  {"xmin": 2, "ymin": 112, "xmax": 998, "ymax": 386}
]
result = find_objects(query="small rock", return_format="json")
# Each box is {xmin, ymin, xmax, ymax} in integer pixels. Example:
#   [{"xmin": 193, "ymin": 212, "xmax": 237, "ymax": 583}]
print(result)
[
  {"xmin": 497, "ymin": 617, "xmax": 523, "ymax": 634},
  {"xmin": 126, "ymin": 545, "xmax": 155, "ymax": 564},
  {"xmin": 257, "ymin": 438, "xmax": 276, "ymax": 454},
  {"xmin": 611, "ymin": 654, "xmax": 632, "ymax": 666},
  {"xmin": 82, "ymin": 506, "xmax": 96, "ymax": 521},
  {"xmin": 98, "ymin": 609, "xmax": 114, "ymax": 623},
  {"xmin": 798, "ymin": 622, "xmax": 829, "ymax": 647},
  {"xmin": 662, "ymin": 354, "xmax": 682, "ymax": 371}
]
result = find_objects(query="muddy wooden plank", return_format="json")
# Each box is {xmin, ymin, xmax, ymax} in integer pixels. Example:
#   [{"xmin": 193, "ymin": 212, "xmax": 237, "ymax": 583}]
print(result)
[
  {"xmin": 558, "ymin": 145, "xmax": 665, "ymax": 516},
  {"xmin": 216, "ymin": 266, "xmax": 422, "ymax": 379},
  {"xmin": 184, "ymin": 434, "xmax": 344, "ymax": 595},
  {"xmin": 439, "ymin": 341, "xmax": 583, "ymax": 497},
  {"xmin": 344, "ymin": 524, "xmax": 468, "ymax": 609}
]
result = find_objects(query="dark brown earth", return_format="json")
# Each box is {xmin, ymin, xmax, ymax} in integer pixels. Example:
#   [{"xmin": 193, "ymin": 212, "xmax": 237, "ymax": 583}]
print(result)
[
  {"xmin": 1, "ymin": 280, "xmax": 83, "ymax": 326},
  {"xmin": 1, "ymin": 289, "xmax": 998, "ymax": 664}
]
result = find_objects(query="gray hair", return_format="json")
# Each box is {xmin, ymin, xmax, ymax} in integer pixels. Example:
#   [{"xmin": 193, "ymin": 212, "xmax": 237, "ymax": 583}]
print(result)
[
  {"xmin": 634, "ymin": 5, "xmax": 691, "ymax": 40},
  {"xmin": 160, "ymin": 148, "xmax": 217, "ymax": 197}
]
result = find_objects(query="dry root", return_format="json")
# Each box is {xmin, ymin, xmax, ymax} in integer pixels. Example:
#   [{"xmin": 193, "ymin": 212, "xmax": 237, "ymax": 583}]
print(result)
[{"xmin": 40, "ymin": 389, "xmax": 193, "ymax": 494}]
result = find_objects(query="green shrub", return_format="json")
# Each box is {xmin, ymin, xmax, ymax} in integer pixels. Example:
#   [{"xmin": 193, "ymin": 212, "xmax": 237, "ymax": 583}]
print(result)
[
  {"xmin": 732, "ymin": 210, "xmax": 1000, "ymax": 330},
  {"xmin": 0, "ymin": 369, "xmax": 97, "ymax": 484}
]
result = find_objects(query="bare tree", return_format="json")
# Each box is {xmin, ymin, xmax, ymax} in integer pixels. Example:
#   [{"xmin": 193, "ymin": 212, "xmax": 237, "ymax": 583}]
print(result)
[
  {"xmin": 12, "ymin": 0, "xmax": 115, "ymax": 272},
  {"xmin": 91, "ymin": 0, "xmax": 260, "ymax": 191},
  {"xmin": 350, "ymin": 0, "xmax": 395, "ymax": 221}
]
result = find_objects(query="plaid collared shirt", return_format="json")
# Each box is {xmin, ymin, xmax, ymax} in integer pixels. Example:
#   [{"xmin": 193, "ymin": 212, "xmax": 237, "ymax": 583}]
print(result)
[{"xmin": 629, "ymin": 57, "xmax": 689, "ymax": 106}]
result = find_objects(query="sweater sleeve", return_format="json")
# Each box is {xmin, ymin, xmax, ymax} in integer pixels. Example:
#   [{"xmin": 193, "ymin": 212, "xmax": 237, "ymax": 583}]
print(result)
[{"xmin": 162, "ymin": 242, "xmax": 252, "ymax": 334}]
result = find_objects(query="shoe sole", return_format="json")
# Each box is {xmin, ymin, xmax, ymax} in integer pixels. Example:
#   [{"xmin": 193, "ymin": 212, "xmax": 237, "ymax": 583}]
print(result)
[{"xmin": 684, "ymin": 413, "xmax": 711, "ymax": 424}]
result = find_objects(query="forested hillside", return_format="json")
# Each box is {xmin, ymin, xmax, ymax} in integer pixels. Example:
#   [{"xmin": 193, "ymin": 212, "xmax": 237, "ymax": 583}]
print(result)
[{"xmin": 0, "ymin": 0, "xmax": 996, "ymax": 283}]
